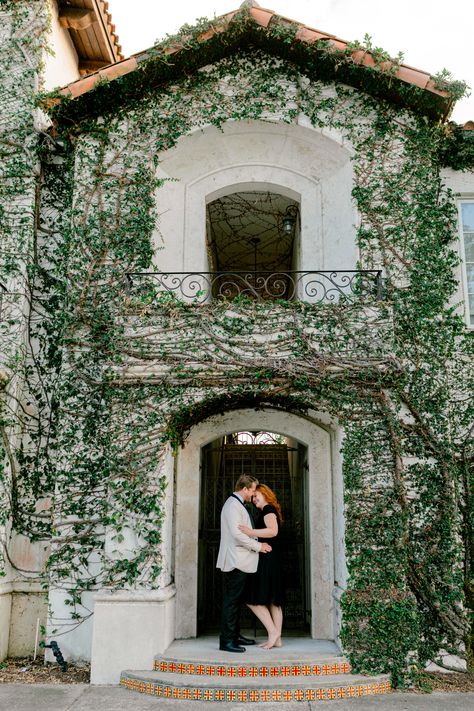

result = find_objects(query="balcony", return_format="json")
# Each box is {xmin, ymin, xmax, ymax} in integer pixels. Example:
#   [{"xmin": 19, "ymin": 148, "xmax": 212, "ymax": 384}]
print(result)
[{"xmin": 124, "ymin": 271, "xmax": 383, "ymax": 305}]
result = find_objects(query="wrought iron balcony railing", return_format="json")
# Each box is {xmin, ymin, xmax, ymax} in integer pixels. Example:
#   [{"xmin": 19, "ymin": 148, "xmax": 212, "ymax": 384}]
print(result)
[{"xmin": 125, "ymin": 271, "xmax": 384, "ymax": 305}]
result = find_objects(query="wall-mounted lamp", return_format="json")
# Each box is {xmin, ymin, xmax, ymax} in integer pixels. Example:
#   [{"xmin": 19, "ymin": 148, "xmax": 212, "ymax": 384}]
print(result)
[{"xmin": 281, "ymin": 204, "xmax": 299, "ymax": 235}]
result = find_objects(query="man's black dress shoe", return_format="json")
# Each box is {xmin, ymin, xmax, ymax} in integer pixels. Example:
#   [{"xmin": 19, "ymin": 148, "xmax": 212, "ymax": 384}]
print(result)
[
  {"xmin": 219, "ymin": 642, "xmax": 245, "ymax": 653},
  {"xmin": 235, "ymin": 635, "xmax": 256, "ymax": 645}
]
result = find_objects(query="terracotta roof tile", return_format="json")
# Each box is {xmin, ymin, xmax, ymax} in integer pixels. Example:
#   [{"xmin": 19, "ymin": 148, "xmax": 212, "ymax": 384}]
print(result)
[
  {"xmin": 60, "ymin": 57, "xmax": 137, "ymax": 98},
  {"xmin": 295, "ymin": 27, "xmax": 334, "ymax": 44},
  {"xmin": 51, "ymin": 5, "xmax": 455, "ymax": 120},
  {"xmin": 249, "ymin": 7, "xmax": 274, "ymax": 27},
  {"xmin": 99, "ymin": 57, "xmax": 138, "ymax": 81}
]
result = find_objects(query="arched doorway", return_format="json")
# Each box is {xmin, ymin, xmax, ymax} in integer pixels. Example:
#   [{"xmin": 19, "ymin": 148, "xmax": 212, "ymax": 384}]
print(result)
[
  {"xmin": 174, "ymin": 408, "xmax": 346, "ymax": 643},
  {"xmin": 198, "ymin": 431, "xmax": 309, "ymax": 633}
]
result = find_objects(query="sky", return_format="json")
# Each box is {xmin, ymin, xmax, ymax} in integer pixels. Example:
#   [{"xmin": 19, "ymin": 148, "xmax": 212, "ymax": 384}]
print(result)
[{"xmin": 107, "ymin": 0, "xmax": 473, "ymax": 124}]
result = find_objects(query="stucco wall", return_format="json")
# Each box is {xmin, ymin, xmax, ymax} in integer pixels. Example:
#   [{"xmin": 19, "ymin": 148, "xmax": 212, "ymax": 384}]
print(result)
[
  {"xmin": 0, "ymin": 589, "xmax": 12, "ymax": 660},
  {"xmin": 43, "ymin": 0, "xmax": 79, "ymax": 90},
  {"xmin": 8, "ymin": 591, "xmax": 47, "ymax": 657}
]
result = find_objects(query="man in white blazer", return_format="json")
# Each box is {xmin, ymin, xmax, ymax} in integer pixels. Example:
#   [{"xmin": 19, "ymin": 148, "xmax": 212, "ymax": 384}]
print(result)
[{"xmin": 217, "ymin": 473, "xmax": 272, "ymax": 653}]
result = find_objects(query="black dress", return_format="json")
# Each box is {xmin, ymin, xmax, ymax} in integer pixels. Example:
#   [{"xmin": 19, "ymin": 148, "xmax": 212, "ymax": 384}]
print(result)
[{"xmin": 244, "ymin": 504, "xmax": 284, "ymax": 606}]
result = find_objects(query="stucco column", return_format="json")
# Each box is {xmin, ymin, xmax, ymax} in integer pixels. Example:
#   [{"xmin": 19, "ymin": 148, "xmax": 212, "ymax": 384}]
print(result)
[{"xmin": 90, "ymin": 586, "xmax": 176, "ymax": 684}]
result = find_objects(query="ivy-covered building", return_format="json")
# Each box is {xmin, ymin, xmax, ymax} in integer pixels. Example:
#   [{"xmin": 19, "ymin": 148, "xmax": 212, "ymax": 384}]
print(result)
[{"xmin": 1, "ymin": 0, "xmax": 473, "ymax": 688}]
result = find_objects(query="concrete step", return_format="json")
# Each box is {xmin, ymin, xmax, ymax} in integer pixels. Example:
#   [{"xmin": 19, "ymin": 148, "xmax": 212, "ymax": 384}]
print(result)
[
  {"xmin": 153, "ymin": 636, "xmax": 352, "ymax": 678},
  {"xmin": 120, "ymin": 669, "xmax": 391, "ymax": 702},
  {"xmin": 153, "ymin": 656, "xmax": 352, "ymax": 678},
  {"xmin": 120, "ymin": 637, "xmax": 391, "ymax": 702}
]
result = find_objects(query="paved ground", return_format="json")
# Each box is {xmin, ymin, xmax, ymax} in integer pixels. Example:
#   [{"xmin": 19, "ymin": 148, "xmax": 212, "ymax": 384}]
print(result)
[{"xmin": 0, "ymin": 685, "xmax": 473, "ymax": 711}]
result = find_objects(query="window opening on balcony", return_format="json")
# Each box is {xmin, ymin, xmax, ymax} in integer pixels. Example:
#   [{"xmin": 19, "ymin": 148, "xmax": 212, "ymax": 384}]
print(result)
[{"xmin": 206, "ymin": 191, "xmax": 300, "ymax": 300}]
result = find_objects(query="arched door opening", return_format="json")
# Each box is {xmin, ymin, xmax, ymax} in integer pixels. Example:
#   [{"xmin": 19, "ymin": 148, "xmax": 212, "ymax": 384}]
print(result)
[
  {"xmin": 197, "ymin": 431, "xmax": 310, "ymax": 635},
  {"xmin": 174, "ymin": 408, "xmax": 343, "ymax": 643}
]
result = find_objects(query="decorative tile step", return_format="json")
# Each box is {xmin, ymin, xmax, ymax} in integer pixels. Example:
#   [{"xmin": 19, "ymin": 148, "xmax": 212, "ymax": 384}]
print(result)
[
  {"xmin": 153, "ymin": 656, "xmax": 352, "ymax": 678},
  {"xmin": 120, "ymin": 669, "xmax": 392, "ymax": 702}
]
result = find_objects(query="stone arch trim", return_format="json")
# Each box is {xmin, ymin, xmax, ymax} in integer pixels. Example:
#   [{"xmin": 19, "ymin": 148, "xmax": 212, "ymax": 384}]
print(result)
[
  {"xmin": 155, "ymin": 119, "xmax": 358, "ymax": 274},
  {"xmin": 174, "ymin": 407, "xmax": 346, "ymax": 642},
  {"xmin": 185, "ymin": 164, "xmax": 321, "ymax": 273}
]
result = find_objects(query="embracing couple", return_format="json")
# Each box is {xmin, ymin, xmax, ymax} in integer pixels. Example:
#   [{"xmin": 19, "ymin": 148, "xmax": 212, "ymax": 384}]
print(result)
[{"xmin": 216, "ymin": 473, "xmax": 284, "ymax": 653}]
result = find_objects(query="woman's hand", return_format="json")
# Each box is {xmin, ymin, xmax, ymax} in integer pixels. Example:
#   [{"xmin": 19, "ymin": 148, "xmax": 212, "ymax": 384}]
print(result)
[{"xmin": 238, "ymin": 524, "xmax": 255, "ymax": 537}]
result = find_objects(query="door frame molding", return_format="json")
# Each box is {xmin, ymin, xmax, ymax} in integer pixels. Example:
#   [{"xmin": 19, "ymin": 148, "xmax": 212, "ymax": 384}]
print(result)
[{"xmin": 174, "ymin": 407, "xmax": 346, "ymax": 641}]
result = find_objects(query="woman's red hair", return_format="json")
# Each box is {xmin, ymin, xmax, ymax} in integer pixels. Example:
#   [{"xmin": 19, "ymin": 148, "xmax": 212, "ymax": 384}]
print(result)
[{"xmin": 257, "ymin": 484, "xmax": 283, "ymax": 524}]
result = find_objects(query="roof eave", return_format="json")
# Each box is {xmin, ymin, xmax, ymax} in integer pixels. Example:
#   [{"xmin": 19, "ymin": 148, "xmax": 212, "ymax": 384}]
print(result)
[{"xmin": 44, "ymin": 7, "xmax": 454, "ymax": 125}]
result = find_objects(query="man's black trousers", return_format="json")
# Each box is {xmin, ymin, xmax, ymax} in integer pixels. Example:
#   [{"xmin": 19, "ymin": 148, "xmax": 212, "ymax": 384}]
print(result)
[{"xmin": 220, "ymin": 568, "xmax": 247, "ymax": 645}]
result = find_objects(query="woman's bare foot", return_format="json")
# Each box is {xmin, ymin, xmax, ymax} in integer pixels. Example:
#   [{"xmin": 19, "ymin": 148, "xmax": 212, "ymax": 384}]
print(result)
[{"xmin": 261, "ymin": 636, "xmax": 280, "ymax": 649}]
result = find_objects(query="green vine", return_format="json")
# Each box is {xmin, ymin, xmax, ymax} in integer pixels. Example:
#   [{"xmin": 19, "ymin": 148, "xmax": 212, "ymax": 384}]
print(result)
[{"xmin": 1, "ymin": 0, "xmax": 473, "ymax": 686}]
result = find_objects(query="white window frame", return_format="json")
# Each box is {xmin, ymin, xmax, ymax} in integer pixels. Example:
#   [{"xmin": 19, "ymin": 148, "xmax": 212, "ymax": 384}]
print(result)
[{"xmin": 457, "ymin": 198, "xmax": 474, "ymax": 329}]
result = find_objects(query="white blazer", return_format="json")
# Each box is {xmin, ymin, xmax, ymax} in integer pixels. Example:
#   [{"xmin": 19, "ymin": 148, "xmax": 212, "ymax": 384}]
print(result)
[{"xmin": 216, "ymin": 495, "xmax": 262, "ymax": 573}]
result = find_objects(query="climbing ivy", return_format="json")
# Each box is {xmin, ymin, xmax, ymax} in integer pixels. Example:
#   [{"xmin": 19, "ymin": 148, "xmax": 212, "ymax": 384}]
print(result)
[{"xmin": 0, "ymin": 0, "xmax": 473, "ymax": 685}]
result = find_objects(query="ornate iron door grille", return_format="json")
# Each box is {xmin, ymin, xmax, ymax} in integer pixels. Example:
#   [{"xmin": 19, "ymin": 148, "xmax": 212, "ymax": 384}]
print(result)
[{"xmin": 198, "ymin": 443, "xmax": 308, "ymax": 633}]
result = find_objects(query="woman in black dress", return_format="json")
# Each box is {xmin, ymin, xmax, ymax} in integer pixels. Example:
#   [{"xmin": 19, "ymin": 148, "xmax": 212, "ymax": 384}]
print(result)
[{"xmin": 238, "ymin": 484, "xmax": 284, "ymax": 649}]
